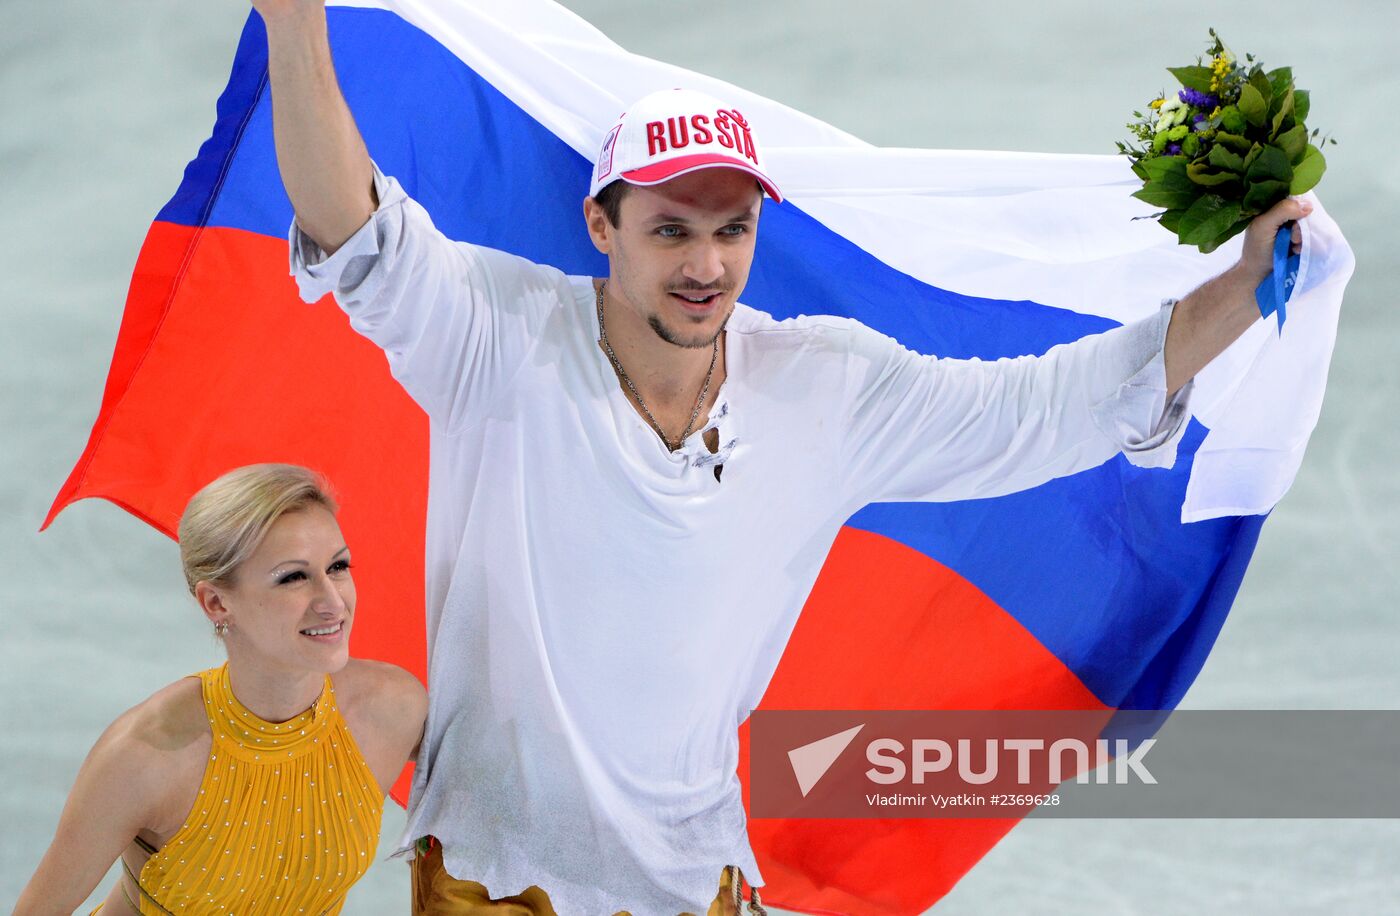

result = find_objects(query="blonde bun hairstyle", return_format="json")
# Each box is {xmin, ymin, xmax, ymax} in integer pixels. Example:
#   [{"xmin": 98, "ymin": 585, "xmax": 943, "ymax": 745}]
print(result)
[{"xmin": 178, "ymin": 463, "xmax": 339, "ymax": 596}]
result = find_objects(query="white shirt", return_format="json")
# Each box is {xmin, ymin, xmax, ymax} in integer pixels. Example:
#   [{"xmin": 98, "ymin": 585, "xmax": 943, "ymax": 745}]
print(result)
[{"xmin": 290, "ymin": 164, "xmax": 1193, "ymax": 914}]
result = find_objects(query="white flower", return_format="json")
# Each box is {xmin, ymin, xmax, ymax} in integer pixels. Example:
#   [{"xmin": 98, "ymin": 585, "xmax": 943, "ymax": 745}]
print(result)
[
  {"xmin": 1155, "ymin": 97, "xmax": 1191, "ymax": 132},
  {"xmin": 1155, "ymin": 98, "xmax": 1181, "ymax": 132}
]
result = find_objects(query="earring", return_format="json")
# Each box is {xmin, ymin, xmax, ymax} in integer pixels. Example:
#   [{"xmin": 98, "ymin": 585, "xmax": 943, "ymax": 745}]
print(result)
[{"xmin": 214, "ymin": 621, "xmax": 229, "ymax": 637}]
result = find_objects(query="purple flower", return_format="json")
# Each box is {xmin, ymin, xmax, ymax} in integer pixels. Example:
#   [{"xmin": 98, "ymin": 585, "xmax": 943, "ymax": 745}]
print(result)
[
  {"xmin": 1167, "ymin": 142, "xmax": 1183, "ymax": 155},
  {"xmin": 1179, "ymin": 88, "xmax": 1219, "ymax": 108}
]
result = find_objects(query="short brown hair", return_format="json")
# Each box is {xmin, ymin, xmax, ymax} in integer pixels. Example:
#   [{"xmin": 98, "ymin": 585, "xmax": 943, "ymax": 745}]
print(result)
[
  {"xmin": 177, "ymin": 464, "xmax": 338, "ymax": 595},
  {"xmin": 593, "ymin": 180, "xmax": 631, "ymax": 228}
]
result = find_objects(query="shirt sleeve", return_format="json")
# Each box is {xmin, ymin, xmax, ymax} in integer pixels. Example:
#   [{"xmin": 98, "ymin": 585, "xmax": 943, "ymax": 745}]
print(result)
[
  {"xmin": 288, "ymin": 161, "xmax": 565, "ymax": 433},
  {"xmin": 839, "ymin": 299, "xmax": 1194, "ymax": 506}
]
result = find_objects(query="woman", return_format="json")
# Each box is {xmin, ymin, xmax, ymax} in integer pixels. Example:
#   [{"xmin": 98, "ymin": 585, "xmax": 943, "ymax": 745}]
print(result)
[{"xmin": 17, "ymin": 464, "xmax": 427, "ymax": 914}]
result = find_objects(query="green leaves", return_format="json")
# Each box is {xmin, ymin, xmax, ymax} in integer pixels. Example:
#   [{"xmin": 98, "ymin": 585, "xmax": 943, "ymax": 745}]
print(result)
[
  {"xmin": 1270, "ymin": 87, "xmax": 1294, "ymax": 134},
  {"xmin": 1214, "ymin": 130, "xmax": 1252, "ymax": 154},
  {"xmin": 1159, "ymin": 209, "xmax": 1187, "ymax": 234},
  {"xmin": 1243, "ymin": 143, "xmax": 1264, "ymax": 173},
  {"xmin": 1133, "ymin": 155, "xmax": 1198, "ymax": 208},
  {"xmin": 1294, "ymin": 89, "xmax": 1311, "ymax": 122},
  {"xmin": 1248, "ymin": 68, "xmax": 1274, "ymax": 105},
  {"xmin": 1207, "ymin": 144, "xmax": 1246, "ymax": 173},
  {"xmin": 1178, "ymin": 194, "xmax": 1244, "ymax": 248},
  {"xmin": 1276, "ymin": 123, "xmax": 1308, "ymax": 163},
  {"xmin": 1290, "ymin": 144, "xmax": 1326, "ymax": 194},
  {"xmin": 1168, "ymin": 65, "xmax": 1215, "ymax": 92},
  {"xmin": 1134, "ymin": 186, "xmax": 1200, "ymax": 209},
  {"xmin": 1246, "ymin": 144, "xmax": 1293, "ymax": 185},
  {"xmin": 1201, "ymin": 217, "xmax": 1253, "ymax": 254},
  {"xmin": 1143, "ymin": 156, "xmax": 1191, "ymax": 184},
  {"xmin": 1238, "ymin": 83, "xmax": 1268, "ymax": 127},
  {"xmin": 1244, "ymin": 179, "xmax": 1288, "ymax": 213},
  {"xmin": 1188, "ymin": 162, "xmax": 1241, "ymax": 188}
]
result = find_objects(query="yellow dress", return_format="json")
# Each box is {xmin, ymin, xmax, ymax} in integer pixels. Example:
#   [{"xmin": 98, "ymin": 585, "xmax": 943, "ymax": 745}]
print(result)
[{"xmin": 122, "ymin": 663, "xmax": 383, "ymax": 914}]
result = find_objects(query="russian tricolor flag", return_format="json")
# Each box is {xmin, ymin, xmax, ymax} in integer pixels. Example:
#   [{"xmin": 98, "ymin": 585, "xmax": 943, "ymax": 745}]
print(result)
[{"xmin": 46, "ymin": 2, "xmax": 1353, "ymax": 913}]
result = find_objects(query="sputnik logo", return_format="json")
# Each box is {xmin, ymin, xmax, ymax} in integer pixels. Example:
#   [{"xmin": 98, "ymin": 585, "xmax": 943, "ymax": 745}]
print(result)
[{"xmin": 788, "ymin": 724, "xmax": 865, "ymax": 797}]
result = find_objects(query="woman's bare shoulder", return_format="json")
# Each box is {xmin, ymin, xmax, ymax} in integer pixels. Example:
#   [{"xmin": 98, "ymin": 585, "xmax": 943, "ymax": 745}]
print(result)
[
  {"xmin": 333, "ymin": 659, "xmax": 427, "ymax": 750},
  {"xmin": 61, "ymin": 675, "xmax": 211, "ymax": 835},
  {"xmin": 334, "ymin": 658, "xmax": 426, "ymax": 714},
  {"xmin": 102, "ymin": 675, "xmax": 211, "ymax": 760}
]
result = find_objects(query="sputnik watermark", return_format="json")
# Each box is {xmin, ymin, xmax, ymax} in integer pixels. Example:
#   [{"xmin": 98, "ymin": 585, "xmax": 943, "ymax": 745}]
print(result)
[
  {"xmin": 786, "ymin": 726, "xmax": 1156, "ymax": 801},
  {"xmin": 759, "ymin": 710, "xmax": 1142, "ymax": 817},
  {"xmin": 752, "ymin": 710, "xmax": 1400, "ymax": 819},
  {"xmin": 862, "ymin": 737, "xmax": 1157, "ymax": 787},
  {"xmin": 787, "ymin": 729, "xmax": 1153, "ymax": 815}
]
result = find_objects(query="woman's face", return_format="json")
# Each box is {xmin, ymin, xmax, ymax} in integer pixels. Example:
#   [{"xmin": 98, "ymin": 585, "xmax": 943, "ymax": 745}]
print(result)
[{"xmin": 212, "ymin": 505, "xmax": 356, "ymax": 675}]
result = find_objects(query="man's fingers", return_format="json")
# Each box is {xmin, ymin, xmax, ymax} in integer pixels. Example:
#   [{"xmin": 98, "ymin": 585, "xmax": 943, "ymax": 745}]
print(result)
[
  {"xmin": 1267, "ymin": 196, "xmax": 1313, "ymax": 228},
  {"xmin": 1253, "ymin": 196, "xmax": 1312, "ymax": 257}
]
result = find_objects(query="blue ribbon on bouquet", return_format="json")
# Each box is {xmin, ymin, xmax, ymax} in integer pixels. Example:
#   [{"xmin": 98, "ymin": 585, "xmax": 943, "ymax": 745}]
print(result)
[{"xmin": 1255, "ymin": 224, "xmax": 1299, "ymax": 331}]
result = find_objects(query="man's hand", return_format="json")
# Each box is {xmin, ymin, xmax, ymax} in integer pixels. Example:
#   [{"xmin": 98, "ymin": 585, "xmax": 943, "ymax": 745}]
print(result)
[
  {"xmin": 1163, "ymin": 195, "xmax": 1316, "ymax": 396},
  {"xmin": 1234, "ymin": 196, "xmax": 1314, "ymax": 287}
]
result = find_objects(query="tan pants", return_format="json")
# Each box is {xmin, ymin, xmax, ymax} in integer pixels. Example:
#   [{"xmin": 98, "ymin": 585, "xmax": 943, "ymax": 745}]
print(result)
[{"xmin": 410, "ymin": 840, "xmax": 743, "ymax": 916}]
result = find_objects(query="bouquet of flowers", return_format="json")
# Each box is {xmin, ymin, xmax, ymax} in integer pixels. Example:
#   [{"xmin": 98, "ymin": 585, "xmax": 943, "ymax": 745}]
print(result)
[{"xmin": 1119, "ymin": 30, "xmax": 1332, "ymax": 254}]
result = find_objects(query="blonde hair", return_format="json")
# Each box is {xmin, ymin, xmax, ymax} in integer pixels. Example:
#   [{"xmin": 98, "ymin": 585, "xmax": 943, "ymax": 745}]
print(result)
[{"xmin": 178, "ymin": 464, "xmax": 339, "ymax": 595}]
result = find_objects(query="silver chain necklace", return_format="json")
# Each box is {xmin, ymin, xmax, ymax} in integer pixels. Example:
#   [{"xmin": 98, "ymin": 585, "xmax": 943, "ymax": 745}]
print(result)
[{"xmin": 596, "ymin": 281, "xmax": 718, "ymax": 452}]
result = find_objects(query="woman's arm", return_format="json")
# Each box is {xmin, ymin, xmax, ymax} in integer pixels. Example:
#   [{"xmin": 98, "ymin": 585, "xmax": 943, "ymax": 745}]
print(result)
[
  {"xmin": 336, "ymin": 659, "xmax": 428, "ymax": 795},
  {"xmin": 14, "ymin": 711, "xmax": 168, "ymax": 914}
]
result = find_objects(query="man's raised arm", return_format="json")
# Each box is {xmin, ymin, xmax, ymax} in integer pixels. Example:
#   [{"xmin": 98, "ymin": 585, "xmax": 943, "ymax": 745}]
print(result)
[
  {"xmin": 255, "ymin": 0, "xmax": 375, "ymax": 254},
  {"xmin": 1163, "ymin": 196, "xmax": 1313, "ymax": 396},
  {"xmin": 267, "ymin": 2, "xmax": 569, "ymax": 434}
]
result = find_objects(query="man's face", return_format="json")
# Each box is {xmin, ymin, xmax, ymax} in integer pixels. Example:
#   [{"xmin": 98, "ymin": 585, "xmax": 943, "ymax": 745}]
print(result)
[{"xmin": 585, "ymin": 168, "xmax": 762, "ymax": 350}]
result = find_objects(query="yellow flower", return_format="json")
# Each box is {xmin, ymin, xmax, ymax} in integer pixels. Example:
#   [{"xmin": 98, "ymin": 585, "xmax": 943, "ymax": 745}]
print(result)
[
  {"xmin": 1150, "ymin": 98, "xmax": 1164, "ymax": 110},
  {"xmin": 1209, "ymin": 56, "xmax": 1233, "ymax": 93}
]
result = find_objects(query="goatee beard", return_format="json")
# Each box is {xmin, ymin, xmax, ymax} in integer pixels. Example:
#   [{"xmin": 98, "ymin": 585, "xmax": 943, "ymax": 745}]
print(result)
[{"xmin": 648, "ymin": 313, "xmax": 727, "ymax": 350}]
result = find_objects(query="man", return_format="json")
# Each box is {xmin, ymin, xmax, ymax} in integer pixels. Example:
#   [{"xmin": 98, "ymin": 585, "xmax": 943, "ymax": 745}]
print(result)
[{"xmin": 258, "ymin": 1, "xmax": 1310, "ymax": 912}]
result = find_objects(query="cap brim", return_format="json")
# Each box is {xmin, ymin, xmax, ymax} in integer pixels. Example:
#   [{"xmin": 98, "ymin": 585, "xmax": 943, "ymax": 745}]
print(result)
[{"xmin": 621, "ymin": 154, "xmax": 783, "ymax": 204}]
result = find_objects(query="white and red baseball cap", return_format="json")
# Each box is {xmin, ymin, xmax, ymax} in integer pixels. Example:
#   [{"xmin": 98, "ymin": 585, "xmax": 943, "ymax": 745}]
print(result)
[{"xmin": 589, "ymin": 88, "xmax": 783, "ymax": 203}]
